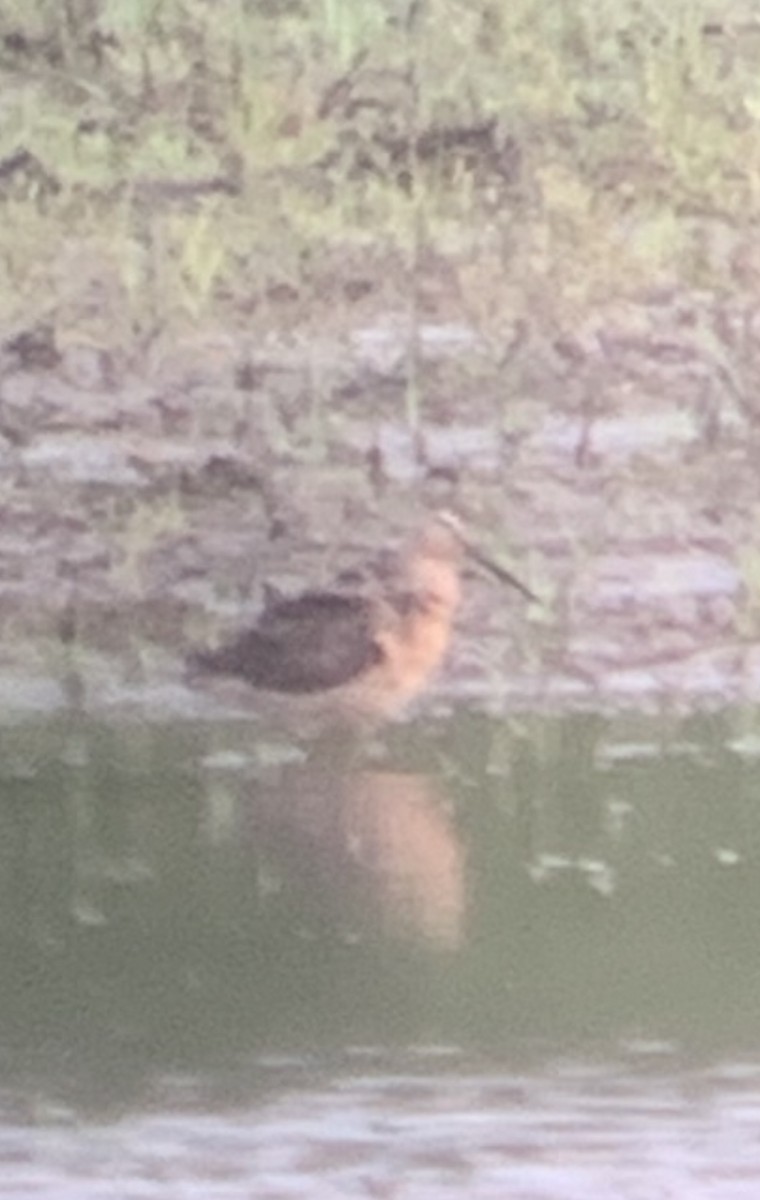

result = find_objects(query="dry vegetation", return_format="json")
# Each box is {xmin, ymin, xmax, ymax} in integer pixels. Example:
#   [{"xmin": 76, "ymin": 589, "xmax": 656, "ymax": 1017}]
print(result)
[{"xmin": 1, "ymin": 0, "xmax": 759, "ymax": 364}]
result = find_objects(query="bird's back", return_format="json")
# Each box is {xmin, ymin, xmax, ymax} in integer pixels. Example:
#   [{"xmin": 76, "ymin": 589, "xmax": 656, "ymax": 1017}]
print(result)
[{"xmin": 190, "ymin": 590, "xmax": 384, "ymax": 694}]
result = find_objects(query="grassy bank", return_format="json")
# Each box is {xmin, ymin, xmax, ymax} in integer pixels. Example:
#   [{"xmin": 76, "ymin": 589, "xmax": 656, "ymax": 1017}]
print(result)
[{"xmin": 0, "ymin": 0, "xmax": 758, "ymax": 366}]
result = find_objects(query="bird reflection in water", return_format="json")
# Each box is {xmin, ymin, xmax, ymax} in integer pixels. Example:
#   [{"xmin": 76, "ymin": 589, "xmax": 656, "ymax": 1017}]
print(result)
[{"xmin": 247, "ymin": 761, "xmax": 465, "ymax": 950}]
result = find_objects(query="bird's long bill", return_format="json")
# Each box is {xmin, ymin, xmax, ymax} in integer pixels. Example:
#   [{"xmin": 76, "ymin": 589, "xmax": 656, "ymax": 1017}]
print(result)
[{"xmin": 464, "ymin": 543, "xmax": 539, "ymax": 603}]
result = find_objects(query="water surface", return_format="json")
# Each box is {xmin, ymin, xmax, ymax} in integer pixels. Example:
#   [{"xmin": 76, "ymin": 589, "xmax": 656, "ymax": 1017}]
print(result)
[{"xmin": 1, "ymin": 707, "xmax": 760, "ymax": 1196}]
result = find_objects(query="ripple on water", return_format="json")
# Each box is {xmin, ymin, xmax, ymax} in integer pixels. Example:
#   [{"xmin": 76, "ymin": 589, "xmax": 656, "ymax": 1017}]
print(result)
[{"xmin": 3, "ymin": 1059, "xmax": 760, "ymax": 1198}]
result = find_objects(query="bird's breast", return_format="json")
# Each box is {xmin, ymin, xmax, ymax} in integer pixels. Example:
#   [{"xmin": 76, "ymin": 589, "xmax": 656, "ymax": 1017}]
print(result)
[{"xmin": 374, "ymin": 605, "xmax": 455, "ymax": 705}]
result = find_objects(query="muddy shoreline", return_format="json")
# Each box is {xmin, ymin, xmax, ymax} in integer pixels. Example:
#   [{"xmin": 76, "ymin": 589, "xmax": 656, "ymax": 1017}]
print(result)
[{"xmin": 0, "ymin": 287, "xmax": 758, "ymax": 722}]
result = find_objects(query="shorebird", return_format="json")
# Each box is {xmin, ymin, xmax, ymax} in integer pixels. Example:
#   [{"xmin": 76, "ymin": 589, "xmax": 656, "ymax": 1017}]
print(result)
[{"xmin": 188, "ymin": 513, "xmax": 536, "ymax": 732}]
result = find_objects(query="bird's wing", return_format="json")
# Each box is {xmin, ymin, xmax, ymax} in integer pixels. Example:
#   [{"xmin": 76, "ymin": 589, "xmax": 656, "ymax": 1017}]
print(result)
[{"xmin": 192, "ymin": 591, "xmax": 386, "ymax": 693}]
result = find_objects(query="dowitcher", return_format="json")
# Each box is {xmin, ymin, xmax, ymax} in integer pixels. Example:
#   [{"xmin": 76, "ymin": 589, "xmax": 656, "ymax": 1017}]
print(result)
[{"xmin": 188, "ymin": 513, "xmax": 535, "ymax": 732}]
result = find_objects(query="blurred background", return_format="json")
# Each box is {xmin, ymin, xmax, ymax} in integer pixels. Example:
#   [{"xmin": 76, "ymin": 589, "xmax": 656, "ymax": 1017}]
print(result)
[{"xmin": 2, "ymin": 1, "xmax": 760, "ymax": 1196}]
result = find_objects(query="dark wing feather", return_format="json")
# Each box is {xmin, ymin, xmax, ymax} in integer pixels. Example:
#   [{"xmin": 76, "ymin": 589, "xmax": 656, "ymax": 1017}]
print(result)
[{"xmin": 190, "ymin": 591, "xmax": 385, "ymax": 693}]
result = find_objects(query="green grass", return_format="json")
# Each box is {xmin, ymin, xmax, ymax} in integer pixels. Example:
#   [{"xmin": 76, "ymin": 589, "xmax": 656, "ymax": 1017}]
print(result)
[{"xmin": 0, "ymin": 0, "xmax": 758, "ymax": 360}]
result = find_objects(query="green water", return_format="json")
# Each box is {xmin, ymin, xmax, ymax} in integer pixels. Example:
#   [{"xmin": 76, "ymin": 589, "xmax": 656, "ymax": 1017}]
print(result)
[{"xmin": 0, "ymin": 707, "xmax": 758, "ymax": 1119}]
